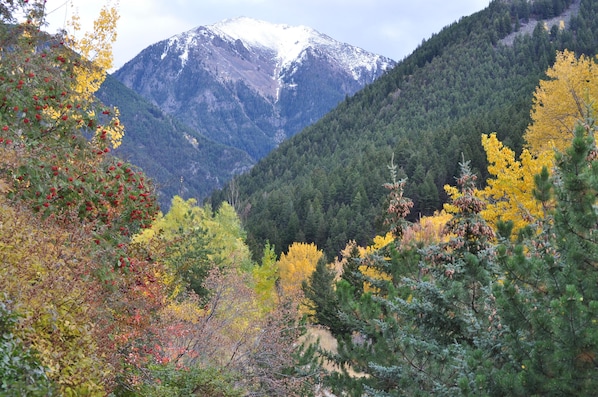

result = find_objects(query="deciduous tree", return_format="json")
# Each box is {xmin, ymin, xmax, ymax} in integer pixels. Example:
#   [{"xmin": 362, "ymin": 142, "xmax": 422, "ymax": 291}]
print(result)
[{"xmin": 277, "ymin": 242, "xmax": 323, "ymax": 299}]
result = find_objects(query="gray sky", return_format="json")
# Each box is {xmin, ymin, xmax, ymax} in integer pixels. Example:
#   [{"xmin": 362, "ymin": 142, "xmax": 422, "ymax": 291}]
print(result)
[{"xmin": 43, "ymin": 0, "xmax": 490, "ymax": 70}]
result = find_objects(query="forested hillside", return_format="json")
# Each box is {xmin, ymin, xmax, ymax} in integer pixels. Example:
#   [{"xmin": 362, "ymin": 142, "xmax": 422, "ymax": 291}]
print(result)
[
  {"xmin": 211, "ymin": 0, "xmax": 597, "ymax": 260},
  {"xmin": 303, "ymin": 45, "xmax": 598, "ymax": 395},
  {"xmin": 96, "ymin": 75, "xmax": 254, "ymax": 207},
  {"xmin": 4, "ymin": 1, "xmax": 598, "ymax": 396},
  {"xmin": 0, "ymin": 2, "xmax": 319, "ymax": 395}
]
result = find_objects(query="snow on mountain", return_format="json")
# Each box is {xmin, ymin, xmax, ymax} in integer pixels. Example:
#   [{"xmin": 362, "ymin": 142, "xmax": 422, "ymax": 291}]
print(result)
[
  {"xmin": 161, "ymin": 16, "xmax": 394, "ymax": 84},
  {"xmin": 114, "ymin": 16, "xmax": 395, "ymax": 162}
]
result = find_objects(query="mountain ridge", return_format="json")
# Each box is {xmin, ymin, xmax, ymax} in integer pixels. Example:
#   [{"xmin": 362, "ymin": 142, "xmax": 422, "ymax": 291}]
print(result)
[
  {"xmin": 208, "ymin": 0, "xmax": 597, "ymax": 259},
  {"xmin": 113, "ymin": 17, "xmax": 395, "ymax": 160}
]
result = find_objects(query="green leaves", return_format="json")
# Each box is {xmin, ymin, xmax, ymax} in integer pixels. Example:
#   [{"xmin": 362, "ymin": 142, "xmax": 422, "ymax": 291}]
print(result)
[{"xmin": 0, "ymin": 301, "xmax": 56, "ymax": 396}]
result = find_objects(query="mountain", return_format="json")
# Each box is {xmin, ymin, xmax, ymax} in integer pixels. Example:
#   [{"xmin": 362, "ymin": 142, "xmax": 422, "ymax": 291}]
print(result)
[
  {"xmin": 112, "ymin": 17, "xmax": 395, "ymax": 161},
  {"xmin": 96, "ymin": 75, "xmax": 254, "ymax": 207},
  {"xmin": 209, "ymin": 0, "xmax": 598, "ymax": 260}
]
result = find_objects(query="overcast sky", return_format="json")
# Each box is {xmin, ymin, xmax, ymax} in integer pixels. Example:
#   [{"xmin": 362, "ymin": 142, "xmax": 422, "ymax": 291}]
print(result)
[{"xmin": 43, "ymin": 0, "xmax": 490, "ymax": 71}]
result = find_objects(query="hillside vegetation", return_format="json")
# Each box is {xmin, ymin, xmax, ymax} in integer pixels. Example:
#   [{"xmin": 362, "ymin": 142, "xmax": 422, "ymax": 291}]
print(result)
[
  {"xmin": 211, "ymin": 0, "xmax": 597, "ymax": 260},
  {"xmin": 4, "ymin": 0, "xmax": 598, "ymax": 396}
]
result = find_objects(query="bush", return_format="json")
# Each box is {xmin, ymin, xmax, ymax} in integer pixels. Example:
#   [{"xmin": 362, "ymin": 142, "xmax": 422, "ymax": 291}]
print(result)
[{"xmin": 0, "ymin": 300, "xmax": 57, "ymax": 396}]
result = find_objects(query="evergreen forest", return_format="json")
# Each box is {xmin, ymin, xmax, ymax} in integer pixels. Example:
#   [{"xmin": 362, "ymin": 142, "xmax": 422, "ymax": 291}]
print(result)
[
  {"xmin": 211, "ymin": 0, "xmax": 598, "ymax": 261},
  {"xmin": 3, "ymin": 0, "xmax": 598, "ymax": 396}
]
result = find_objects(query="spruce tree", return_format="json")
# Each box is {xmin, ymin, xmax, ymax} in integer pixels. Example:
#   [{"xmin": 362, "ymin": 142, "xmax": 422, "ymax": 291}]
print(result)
[
  {"xmin": 495, "ymin": 119, "xmax": 598, "ymax": 395},
  {"xmin": 322, "ymin": 160, "xmax": 499, "ymax": 396},
  {"xmin": 302, "ymin": 257, "xmax": 350, "ymax": 335}
]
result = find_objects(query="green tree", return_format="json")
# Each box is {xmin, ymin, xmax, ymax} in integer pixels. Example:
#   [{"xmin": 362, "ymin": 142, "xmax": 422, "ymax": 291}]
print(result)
[
  {"xmin": 302, "ymin": 256, "xmax": 349, "ymax": 335},
  {"xmin": 252, "ymin": 242, "xmax": 280, "ymax": 315},
  {"xmin": 323, "ymin": 160, "xmax": 499, "ymax": 396},
  {"xmin": 494, "ymin": 119, "xmax": 598, "ymax": 395}
]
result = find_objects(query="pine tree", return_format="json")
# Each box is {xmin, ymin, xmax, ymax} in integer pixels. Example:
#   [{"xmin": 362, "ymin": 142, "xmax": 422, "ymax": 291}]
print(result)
[
  {"xmin": 323, "ymin": 160, "xmax": 500, "ymax": 396},
  {"xmin": 302, "ymin": 257, "xmax": 350, "ymax": 335},
  {"xmin": 376, "ymin": 159, "xmax": 497, "ymax": 395},
  {"xmin": 494, "ymin": 118, "xmax": 598, "ymax": 395}
]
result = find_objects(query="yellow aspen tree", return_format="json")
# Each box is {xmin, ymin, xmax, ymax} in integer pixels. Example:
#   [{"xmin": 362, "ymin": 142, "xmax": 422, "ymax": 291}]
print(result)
[
  {"xmin": 358, "ymin": 234, "xmax": 393, "ymax": 293},
  {"xmin": 277, "ymin": 242, "xmax": 323, "ymax": 298},
  {"xmin": 331, "ymin": 235, "xmax": 394, "ymax": 295},
  {"xmin": 402, "ymin": 211, "xmax": 452, "ymax": 247},
  {"xmin": 65, "ymin": 1, "xmax": 124, "ymax": 148},
  {"xmin": 66, "ymin": 2, "xmax": 119, "ymax": 98},
  {"xmin": 481, "ymin": 51, "xmax": 598, "ymax": 234},
  {"xmin": 525, "ymin": 50, "xmax": 598, "ymax": 155},
  {"xmin": 480, "ymin": 133, "xmax": 553, "ymax": 232}
]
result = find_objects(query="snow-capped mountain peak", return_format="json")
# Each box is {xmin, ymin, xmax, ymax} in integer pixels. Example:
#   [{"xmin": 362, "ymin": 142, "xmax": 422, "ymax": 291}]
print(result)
[
  {"xmin": 157, "ymin": 16, "xmax": 394, "ymax": 85},
  {"xmin": 208, "ymin": 17, "xmax": 393, "ymax": 80},
  {"xmin": 210, "ymin": 17, "xmax": 327, "ymax": 70},
  {"xmin": 114, "ymin": 17, "xmax": 395, "ymax": 161}
]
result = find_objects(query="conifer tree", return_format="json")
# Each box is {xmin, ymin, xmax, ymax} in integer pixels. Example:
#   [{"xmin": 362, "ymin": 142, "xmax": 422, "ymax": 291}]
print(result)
[
  {"xmin": 302, "ymin": 256, "xmax": 349, "ymax": 335},
  {"xmin": 495, "ymin": 117, "xmax": 598, "ymax": 395},
  {"xmin": 323, "ymin": 160, "xmax": 500, "ymax": 396}
]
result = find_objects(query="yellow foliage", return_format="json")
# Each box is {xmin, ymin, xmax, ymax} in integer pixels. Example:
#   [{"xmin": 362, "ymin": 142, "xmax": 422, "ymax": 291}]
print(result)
[
  {"xmin": 481, "ymin": 133, "xmax": 553, "ymax": 232},
  {"xmin": 403, "ymin": 211, "xmax": 453, "ymax": 246},
  {"xmin": 525, "ymin": 50, "xmax": 598, "ymax": 156},
  {"xmin": 66, "ymin": 2, "xmax": 123, "ymax": 148},
  {"xmin": 66, "ymin": 2, "xmax": 119, "ymax": 98},
  {"xmin": 443, "ymin": 184, "xmax": 461, "ymax": 214},
  {"xmin": 0, "ymin": 197, "xmax": 112, "ymax": 394},
  {"xmin": 278, "ymin": 242, "xmax": 323, "ymax": 297},
  {"xmin": 358, "ymin": 232, "xmax": 394, "ymax": 257},
  {"xmin": 162, "ymin": 297, "xmax": 206, "ymax": 325},
  {"xmin": 480, "ymin": 51, "xmax": 598, "ymax": 234},
  {"xmin": 335, "ymin": 236, "xmax": 396, "ymax": 293}
]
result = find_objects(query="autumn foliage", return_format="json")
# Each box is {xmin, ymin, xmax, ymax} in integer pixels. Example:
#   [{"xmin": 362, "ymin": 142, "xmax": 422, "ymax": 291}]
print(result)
[{"xmin": 7, "ymin": 1, "xmax": 598, "ymax": 396}]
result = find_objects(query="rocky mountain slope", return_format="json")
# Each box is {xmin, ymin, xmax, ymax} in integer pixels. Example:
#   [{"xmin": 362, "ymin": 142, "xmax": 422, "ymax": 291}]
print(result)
[
  {"xmin": 112, "ymin": 17, "xmax": 395, "ymax": 161},
  {"xmin": 96, "ymin": 75, "xmax": 254, "ymax": 206}
]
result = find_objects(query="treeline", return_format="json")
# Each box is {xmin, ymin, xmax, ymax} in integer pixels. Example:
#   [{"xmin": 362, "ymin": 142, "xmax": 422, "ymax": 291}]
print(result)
[
  {"xmin": 211, "ymin": 0, "xmax": 598, "ymax": 261},
  {"xmin": 302, "ymin": 47, "xmax": 598, "ymax": 394}
]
